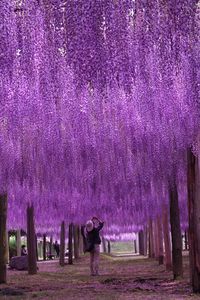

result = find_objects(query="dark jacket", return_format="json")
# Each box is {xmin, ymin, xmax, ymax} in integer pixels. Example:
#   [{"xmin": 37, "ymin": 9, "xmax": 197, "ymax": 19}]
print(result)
[
  {"xmin": 86, "ymin": 222, "xmax": 104, "ymax": 245},
  {"xmin": 81, "ymin": 222, "xmax": 104, "ymax": 252}
]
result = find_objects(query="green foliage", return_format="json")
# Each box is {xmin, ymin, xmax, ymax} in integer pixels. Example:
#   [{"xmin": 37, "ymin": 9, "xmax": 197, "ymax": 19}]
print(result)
[{"xmin": 110, "ymin": 241, "xmax": 134, "ymax": 253}]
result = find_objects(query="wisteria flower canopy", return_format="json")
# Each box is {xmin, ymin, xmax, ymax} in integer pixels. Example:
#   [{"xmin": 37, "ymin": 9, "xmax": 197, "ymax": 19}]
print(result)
[{"xmin": 0, "ymin": 0, "xmax": 199, "ymax": 234}]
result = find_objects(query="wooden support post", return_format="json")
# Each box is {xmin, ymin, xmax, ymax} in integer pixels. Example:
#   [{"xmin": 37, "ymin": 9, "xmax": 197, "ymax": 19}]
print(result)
[
  {"xmin": 68, "ymin": 223, "xmax": 73, "ymax": 265},
  {"xmin": 187, "ymin": 149, "xmax": 200, "ymax": 292},
  {"xmin": 27, "ymin": 204, "xmax": 37, "ymax": 275},
  {"xmin": 153, "ymin": 220, "xmax": 159, "ymax": 260},
  {"xmin": 139, "ymin": 230, "xmax": 144, "ymax": 255},
  {"xmin": 16, "ymin": 230, "xmax": 21, "ymax": 257},
  {"xmin": 43, "ymin": 234, "xmax": 46, "ymax": 261},
  {"xmin": 38, "ymin": 241, "xmax": 42, "ymax": 259},
  {"xmin": 59, "ymin": 221, "xmax": 65, "ymax": 266},
  {"xmin": 148, "ymin": 219, "xmax": 155, "ymax": 258},
  {"xmin": 49, "ymin": 236, "xmax": 53, "ymax": 256},
  {"xmin": 81, "ymin": 225, "xmax": 87, "ymax": 253},
  {"xmin": 162, "ymin": 206, "xmax": 172, "ymax": 270},
  {"xmin": 0, "ymin": 194, "xmax": 7, "ymax": 284},
  {"xmin": 134, "ymin": 240, "xmax": 137, "ymax": 253},
  {"xmin": 79, "ymin": 226, "xmax": 84, "ymax": 255},
  {"xmin": 157, "ymin": 216, "xmax": 164, "ymax": 265},
  {"xmin": 136, "ymin": 232, "xmax": 139, "ymax": 254},
  {"xmin": 73, "ymin": 224, "xmax": 79, "ymax": 259},
  {"xmin": 144, "ymin": 227, "xmax": 148, "ymax": 256},
  {"xmin": 5, "ymin": 231, "xmax": 9, "ymax": 264},
  {"xmin": 35, "ymin": 234, "xmax": 38, "ymax": 261},
  {"xmin": 107, "ymin": 240, "xmax": 111, "ymax": 254},
  {"xmin": 102, "ymin": 236, "xmax": 107, "ymax": 253},
  {"xmin": 77, "ymin": 226, "xmax": 80, "ymax": 256},
  {"xmin": 139, "ymin": 229, "xmax": 147, "ymax": 256},
  {"xmin": 184, "ymin": 230, "xmax": 188, "ymax": 251},
  {"xmin": 169, "ymin": 183, "xmax": 183, "ymax": 279}
]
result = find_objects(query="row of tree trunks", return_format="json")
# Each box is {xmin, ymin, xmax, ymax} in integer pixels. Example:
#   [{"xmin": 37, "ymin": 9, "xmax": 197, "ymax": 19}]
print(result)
[
  {"xmin": 147, "ymin": 219, "xmax": 163, "ymax": 263},
  {"xmin": 43, "ymin": 223, "xmax": 84, "ymax": 266},
  {"xmin": 147, "ymin": 181, "xmax": 183, "ymax": 278},
  {"xmin": 59, "ymin": 222, "xmax": 86, "ymax": 266},
  {"xmin": 2, "ymin": 198, "xmax": 184, "ymax": 283},
  {"xmin": 59, "ymin": 223, "xmax": 85, "ymax": 266},
  {"xmin": 0, "ymin": 194, "xmax": 7, "ymax": 284},
  {"xmin": 147, "ymin": 201, "xmax": 179, "ymax": 273},
  {"xmin": 187, "ymin": 149, "xmax": 200, "ymax": 292}
]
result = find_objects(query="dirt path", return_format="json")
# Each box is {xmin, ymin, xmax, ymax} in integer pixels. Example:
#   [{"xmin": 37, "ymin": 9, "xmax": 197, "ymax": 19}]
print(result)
[{"xmin": 0, "ymin": 254, "xmax": 199, "ymax": 299}]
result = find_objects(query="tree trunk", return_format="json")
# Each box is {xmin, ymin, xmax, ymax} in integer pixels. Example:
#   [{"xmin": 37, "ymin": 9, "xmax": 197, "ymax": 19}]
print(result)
[
  {"xmin": 144, "ymin": 227, "xmax": 148, "ymax": 256},
  {"xmin": 153, "ymin": 220, "xmax": 159, "ymax": 261},
  {"xmin": 16, "ymin": 230, "xmax": 21, "ymax": 257},
  {"xmin": 38, "ymin": 240, "xmax": 42, "ymax": 259},
  {"xmin": 162, "ymin": 206, "xmax": 172, "ymax": 270},
  {"xmin": 68, "ymin": 223, "xmax": 73, "ymax": 265},
  {"xmin": 27, "ymin": 204, "xmax": 37, "ymax": 275},
  {"xmin": 5, "ymin": 231, "xmax": 9, "ymax": 264},
  {"xmin": 139, "ymin": 228, "xmax": 147, "ymax": 256},
  {"xmin": 139, "ymin": 230, "xmax": 145, "ymax": 255},
  {"xmin": 184, "ymin": 231, "xmax": 188, "ymax": 251},
  {"xmin": 157, "ymin": 216, "xmax": 164, "ymax": 265},
  {"xmin": 43, "ymin": 234, "xmax": 46, "ymax": 261},
  {"xmin": 73, "ymin": 224, "xmax": 79, "ymax": 259},
  {"xmin": 136, "ymin": 232, "xmax": 139, "ymax": 254},
  {"xmin": 169, "ymin": 183, "xmax": 183, "ymax": 279},
  {"xmin": 187, "ymin": 149, "xmax": 200, "ymax": 292},
  {"xmin": 35, "ymin": 235, "xmax": 38, "ymax": 261},
  {"xmin": 102, "ymin": 237, "xmax": 107, "ymax": 253},
  {"xmin": 0, "ymin": 194, "xmax": 7, "ymax": 284},
  {"xmin": 134, "ymin": 240, "xmax": 137, "ymax": 254},
  {"xmin": 49, "ymin": 236, "xmax": 53, "ymax": 256},
  {"xmin": 148, "ymin": 219, "xmax": 155, "ymax": 258},
  {"xmin": 107, "ymin": 240, "xmax": 111, "ymax": 254},
  {"xmin": 59, "ymin": 221, "xmax": 65, "ymax": 266},
  {"xmin": 79, "ymin": 227, "xmax": 84, "ymax": 255}
]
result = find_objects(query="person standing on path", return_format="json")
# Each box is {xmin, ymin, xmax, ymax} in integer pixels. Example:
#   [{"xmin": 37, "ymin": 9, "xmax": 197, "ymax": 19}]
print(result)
[
  {"xmin": 53, "ymin": 240, "xmax": 60, "ymax": 257},
  {"xmin": 85, "ymin": 217, "xmax": 104, "ymax": 276}
]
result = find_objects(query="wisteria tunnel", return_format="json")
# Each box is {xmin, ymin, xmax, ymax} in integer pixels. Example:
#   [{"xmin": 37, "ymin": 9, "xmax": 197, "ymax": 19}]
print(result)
[{"xmin": 0, "ymin": 0, "xmax": 200, "ymax": 299}]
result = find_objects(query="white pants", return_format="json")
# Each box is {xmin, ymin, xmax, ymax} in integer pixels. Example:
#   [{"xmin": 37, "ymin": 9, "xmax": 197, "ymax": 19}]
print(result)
[{"xmin": 90, "ymin": 244, "xmax": 100, "ymax": 275}]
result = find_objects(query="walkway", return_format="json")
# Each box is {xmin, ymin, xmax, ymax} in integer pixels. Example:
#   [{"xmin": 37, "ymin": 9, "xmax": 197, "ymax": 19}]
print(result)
[{"xmin": 0, "ymin": 254, "xmax": 198, "ymax": 299}]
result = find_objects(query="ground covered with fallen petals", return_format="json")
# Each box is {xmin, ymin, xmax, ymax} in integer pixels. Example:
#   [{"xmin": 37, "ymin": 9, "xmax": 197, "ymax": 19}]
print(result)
[{"xmin": 0, "ymin": 253, "xmax": 199, "ymax": 300}]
